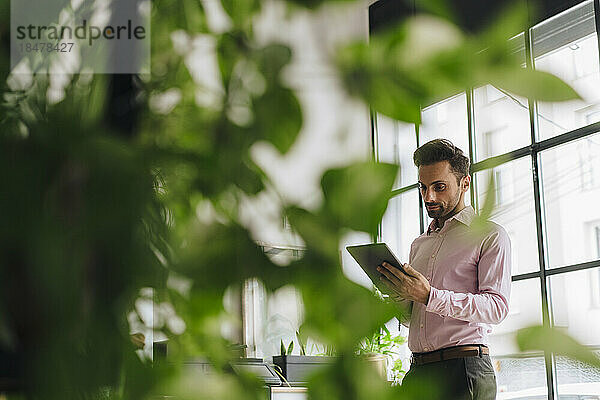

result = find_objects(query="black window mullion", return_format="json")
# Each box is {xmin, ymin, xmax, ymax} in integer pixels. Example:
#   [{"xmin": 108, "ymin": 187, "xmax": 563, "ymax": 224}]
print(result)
[
  {"xmin": 466, "ymin": 88, "xmax": 478, "ymax": 211},
  {"xmin": 371, "ymin": 109, "xmax": 378, "ymax": 162},
  {"xmin": 371, "ymin": 109, "xmax": 383, "ymax": 242},
  {"xmin": 524, "ymin": 26, "xmax": 558, "ymax": 400},
  {"xmin": 390, "ymin": 183, "xmax": 419, "ymax": 197},
  {"xmin": 594, "ymin": 0, "xmax": 600, "ymax": 67},
  {"xmin": 416, "ymin": 123, "xmax": 425, "ymax": 235}
]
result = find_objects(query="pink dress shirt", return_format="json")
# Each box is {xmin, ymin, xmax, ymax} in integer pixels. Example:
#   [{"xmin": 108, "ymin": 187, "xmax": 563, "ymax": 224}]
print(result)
[{"xmin": 403, "ymin": 206, "xmax": 511, "ymax": 353}]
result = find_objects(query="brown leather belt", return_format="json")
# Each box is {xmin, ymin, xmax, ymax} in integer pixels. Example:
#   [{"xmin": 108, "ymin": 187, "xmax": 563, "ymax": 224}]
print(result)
[{"xmin": 411, "ymin": 345, "xmax": 489, "ymax": 366}]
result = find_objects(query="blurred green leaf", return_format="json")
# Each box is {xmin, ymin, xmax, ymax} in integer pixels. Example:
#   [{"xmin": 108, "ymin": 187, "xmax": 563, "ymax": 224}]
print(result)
[
  {"xmin": 254, "ymin": 86, "xmax": 303, "ymax": 153},
  {"xmin": 475, "ymin": 1, "xmax": 528, "ymax": 46},
  {"xmin": 285, "ymin": 206, "xmax": 340, "ymax": 260},
  {"xmin": 284, "ymin": 0, "xmax": 356, "ymax": 10},
  {"xmin": 338, "ymin": 42, "xmax": 424, "ymax": 123},
  {"xmin": 414, "ymin": 0, "xmax": 457, "ymax": 21},
  {"xmin": 218, "ymin": 32, "xmax": 247, "ymax": 87},
  {"xmin": 297, "ymin": 329, "xmax": 307, "ymax": 355},
  {"xmin": 177, "ymin": 222, "xmax": 291, "ymax": 292},
  {"xmin": 488, "ymin": 68, "xmax": 581, "ymax": 102},
  {"xmin": 221, "ymin": 0, "xmax": 261, "ymax": 28},
  {"xmin": 0, "ymin": 0, "xmax": 586, "ymax": 398},
  {"xmin": 517, "ymin": 325, "xmax": 600, "ymax": 369},
  {"xmin": 255, "ymin": 44, "xmax": 292, "ymax": 80},
  {"xmin": 321, "ymin": 162, "xmax": 398, "ymax": 234},
  {"xmin": 300, "ymin": 277, "xmax": 397, "ymax": 350},
  {"xmin": 362, "ymin": 71, "xmax": 423, "ymax": 124}
]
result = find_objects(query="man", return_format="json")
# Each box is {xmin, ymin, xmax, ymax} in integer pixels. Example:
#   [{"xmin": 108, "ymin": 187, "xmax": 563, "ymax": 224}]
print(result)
[{"xmin": 377, "ymin": 139, "xmax": 511, "ymax": 400}]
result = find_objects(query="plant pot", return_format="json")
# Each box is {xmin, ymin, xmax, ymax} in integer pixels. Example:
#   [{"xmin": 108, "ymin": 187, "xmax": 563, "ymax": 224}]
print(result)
[
  {"xmin": 362, "ymin": 354, "xmax": 387, "ymax": 379},
  {"xmin": 272, "ymin": 355, "xmax": 336, "ymax": 384}
]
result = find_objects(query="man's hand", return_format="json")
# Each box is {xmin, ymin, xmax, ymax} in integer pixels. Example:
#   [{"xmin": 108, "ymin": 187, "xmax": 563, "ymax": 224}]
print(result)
[{"xmin": 377, "ymin": 262, "xmax": 431, "ymax": 305}]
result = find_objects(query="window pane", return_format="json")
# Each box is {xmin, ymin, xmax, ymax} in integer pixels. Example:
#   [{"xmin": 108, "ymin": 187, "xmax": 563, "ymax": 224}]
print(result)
[
  {"xmin": 475, "ymin": 157, "xmax": 540, "ymax": 275},
  {"xmin": 420, "ymin": 93, "xmax": 470, "ymax": 157},
  {"xmin": 376, "ymin": 114, "xmax": 417, "ymax": 189},
  {"xmin": 490, "ymin": 279, "xmax": 547, "ymax": 398},
  {"xmin": 532, "ymin": 0, "xmax": 600, "ymax": 140},
  {"xmin": 381, "ymin": 189, "xmax": 421, "ymax": 262},
  {"xmin": 540, "ymin": 132, "xmax": 600, "ymax": 269},
  {"xmin": 549, "ymin": 268, "xmax": 600, "ymax": 397},
  {"xmin": 473, "ymin": 34, "xmax": 530, "ymax": 161},
  {"xmin": 381, "ymin": 191, "xmax": 420, "ymax": 383},
  {"xmin": 473, "ymin": 85, "xmax": 531, "ymax": 161}
]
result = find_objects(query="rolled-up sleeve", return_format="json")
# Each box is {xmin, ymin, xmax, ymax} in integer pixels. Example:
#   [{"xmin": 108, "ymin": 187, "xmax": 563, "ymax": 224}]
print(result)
[{"xmin": 425, "ymin": 227, "xmax": 512, "ymax": 324}]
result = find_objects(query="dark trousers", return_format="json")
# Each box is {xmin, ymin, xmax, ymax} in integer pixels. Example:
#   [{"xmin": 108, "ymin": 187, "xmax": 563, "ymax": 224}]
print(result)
[{"xmin": 400, "ymin": 355, "xmax": 497, "ymax": 400}]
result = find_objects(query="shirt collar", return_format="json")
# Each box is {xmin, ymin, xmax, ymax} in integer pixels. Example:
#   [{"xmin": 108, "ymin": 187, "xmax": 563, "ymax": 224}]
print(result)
[{"xmin": 427, "ymin": 206, "xmax": 476, "ymax": 235}]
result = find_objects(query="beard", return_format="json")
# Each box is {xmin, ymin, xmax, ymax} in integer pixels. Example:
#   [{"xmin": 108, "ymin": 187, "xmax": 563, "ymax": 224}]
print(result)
[{"xmin": 425, "ymin": 188, "xmax": 462, "ymax": 219}]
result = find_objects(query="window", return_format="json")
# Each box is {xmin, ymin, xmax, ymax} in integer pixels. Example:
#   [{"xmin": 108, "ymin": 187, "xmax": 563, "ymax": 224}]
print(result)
[
  {"xmin": 540, "ymin": 132, "xmax": 600, "ymax": 269},
  {"xmin": 243, "ymin": 249, "xmax": 305, "ymax": 359},
  {"xmin": 420, "ymin": 93, "xmax": 470, "ymax": 156},
  {"xmin": 578, "ymin": 137, "xmax": 600, "ymax": 190},
  {"xmin": 380, "ymin": 189, "xmax": 420, "ymax": 262},
  {"xmin": 473, "ymin": 91, "xmax": 531, "ymax": 162},
  {"xmin": 585, "ymin": 109, "xmax": 600, "ymax": 124},
  {"xmin": 372, "ymin": 2, "xmax": 600, "ymax": 399},
  {"xmin": 474, "ymin": 158, "xmax": 539, "ymax": 275},
  {"xmin": 596, "ymin": 225, "xmax": 600, "ymax": 257},
  {"xmin": 489, "ymin": 280, "xmax": 547, "ymax": 396},
  {"xmin": 376, "ymin": 115, "xmax": 417, "ymax": 190},
  {"xmin": 549, "ymin": 268, "xmax": 600, "ymax": 397},
  {"xmin": 532, "ymin": 0, "xmax": 600, "ymax": 140},
  {"xmin": 473, "ymin": 33, "xmax": 530, "ymax": 162},
  {"xmin": 591, "ymin": 226, "xmax": 600, "ymax": 307}
]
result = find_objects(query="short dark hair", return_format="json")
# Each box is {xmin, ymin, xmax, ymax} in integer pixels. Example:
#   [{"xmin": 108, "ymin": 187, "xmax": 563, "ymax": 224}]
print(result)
[{"xmin": 413, "ymin": 139, "xmax": 470, "ymax": 182}]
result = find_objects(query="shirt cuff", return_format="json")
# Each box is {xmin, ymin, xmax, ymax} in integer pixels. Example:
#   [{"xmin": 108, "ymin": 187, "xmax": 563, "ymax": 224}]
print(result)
[{"xmin": 425, "ymin": 286, "xmax": 442, "ymax": 313}]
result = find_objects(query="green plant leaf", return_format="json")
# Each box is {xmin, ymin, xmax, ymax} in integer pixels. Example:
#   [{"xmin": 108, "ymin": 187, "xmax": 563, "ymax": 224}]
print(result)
[
  {"xmin": 177, "ymin": 222, "xmax": 291, "ymax": 292},
  {"xmin": 287, "ymin": 340, "xmax": 294, "ymax": 355},
  {"xmin": 414, "ymin": 0, "xmax": 457, "ymax": 22},
  {"xmin": 221, "ymin": 0, "xmax": 261, "ymax": 27},
  {"xmin": 321, "ymin": 162, "xmax": 398, "ymax": 234},
  {"xmin": 285, "ymin": 206, "xmax": 340, "ymax": 260},
  {"xmin": 281, "ymin": 339, "xmax": 286, "ymax": 356},
  {"xmin": 301, "ymin": 277, "xmax": 397, "ymax": 351},
  {"xmin": 218, "ymin": 32, "xmax": 246, "ymax": 87},
  {"xmin": 360, "ymin": 71, "xmax": 423, "ymax": 124},
  {"xmin": 284, "ymin": 0, "xmax": 356, "ymax": 10},
  {"xmin": 476, "ymin": 1, "xmax": 528, "ymax": 45},
  {"xmin": 297, "ymin": 329, "xmax": 307, "ymax": 355},
  {"xmin": 517, "ymin": 325, "xmax": 600, "ymax": 368},
  {"xmin": 337, "ymin": 39, "xmax": 424, "ymax": 124},
  {"xmin": 254, "ymin": 86, "xmax": 303, "ymax": 154},
  {"xmin": 489, "ymin": 68, "xmax": 581, "ymax": 102},
  {"xmin": 255, "ymin": 44, "xmax": 292, "ymax": 80}
]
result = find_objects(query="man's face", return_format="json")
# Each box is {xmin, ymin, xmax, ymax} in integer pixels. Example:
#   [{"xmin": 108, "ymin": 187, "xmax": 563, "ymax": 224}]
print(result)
[{"xmin": 418, "ymin": 161, "xmax": 469, "ymax": 219}]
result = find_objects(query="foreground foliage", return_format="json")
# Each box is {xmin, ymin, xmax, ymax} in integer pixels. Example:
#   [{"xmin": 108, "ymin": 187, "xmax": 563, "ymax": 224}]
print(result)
[{"xmin": 0, "ymin": 0, "xmax": 597, "ymax": 399}]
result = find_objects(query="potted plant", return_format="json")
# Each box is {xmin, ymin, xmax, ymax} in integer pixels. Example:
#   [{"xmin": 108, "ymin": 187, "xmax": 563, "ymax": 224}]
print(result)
[
  {"xmin": 356, "ymin": 325, "xmax": 407, "ymax": 382},
  {"xmin": 272, "ymin": 331, "xmax": 336, "ymax": 385}
]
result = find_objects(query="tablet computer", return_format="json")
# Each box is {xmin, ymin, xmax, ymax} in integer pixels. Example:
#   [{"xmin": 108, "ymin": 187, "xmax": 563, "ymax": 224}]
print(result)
[{"xmin": 346, "ymin": 243, "xmax": 409, "ymax": 295}]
